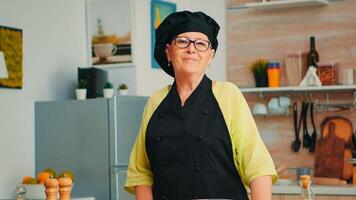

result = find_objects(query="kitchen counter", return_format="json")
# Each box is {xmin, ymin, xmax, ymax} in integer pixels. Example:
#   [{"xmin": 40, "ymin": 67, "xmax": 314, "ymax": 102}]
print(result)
[
  {"xmin": 273, "ymin": 184, "xmax": 356, "ymax": 195},
  {"xmin": 0, "ymin": 197, "xmax": 95, "ymax": 200}
]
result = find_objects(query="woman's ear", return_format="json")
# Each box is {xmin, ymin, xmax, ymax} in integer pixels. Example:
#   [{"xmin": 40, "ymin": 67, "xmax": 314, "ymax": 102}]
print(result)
[
  {"xmin": 211, "ymin": 49, "xmax": 216, "ymax": 57},
  {"xmin": 208, "ymin": 49, "xmax": 215, "ymax": 64},
  {"xmin": 165, "ymin": 44, "xmax": 171, "ymax": 61}
]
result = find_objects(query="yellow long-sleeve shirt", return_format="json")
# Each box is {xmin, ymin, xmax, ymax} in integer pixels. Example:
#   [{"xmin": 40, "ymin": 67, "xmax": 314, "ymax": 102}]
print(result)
[{"xmin": 125, "ymin": 80, "xmax": 278, "ymax": 194}]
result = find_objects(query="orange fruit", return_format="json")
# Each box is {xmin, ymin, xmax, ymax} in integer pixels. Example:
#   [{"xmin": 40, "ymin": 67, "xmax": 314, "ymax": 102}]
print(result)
[
  {"xmin": 22, "ymin": 176, "xmax": 38, "ymax": 184},
  {"xmin": 37, "ymin": 171, "xmax": 51, "ymax": 184},
  {"xmin": 58, "ymin": 170, "xmax": 75, "ymax": 182},
  {"xmin": 43, "ymin": 168, "xmax": 57, "ymax": 178}
]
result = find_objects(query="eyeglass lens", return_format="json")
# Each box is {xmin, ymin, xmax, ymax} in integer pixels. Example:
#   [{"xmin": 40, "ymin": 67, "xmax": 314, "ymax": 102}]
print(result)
[{"xmin": 174, "ymin": 37, "xmax": 210, "ymax": 51}]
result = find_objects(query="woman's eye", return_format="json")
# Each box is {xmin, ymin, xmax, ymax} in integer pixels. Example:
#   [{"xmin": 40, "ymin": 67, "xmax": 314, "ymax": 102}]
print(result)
[
  {"xmin": 177, "ymin": 39, "xmax": 189, "ymax": 45},
  {"xmin": 195, "ymin": 41, "xmax": 207, "ymax": 47}
]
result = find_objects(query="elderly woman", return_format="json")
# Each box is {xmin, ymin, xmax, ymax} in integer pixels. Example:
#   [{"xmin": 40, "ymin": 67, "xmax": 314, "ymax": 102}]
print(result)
[{"xmin": 125, "ymin": 11, "xmax": 278, "ymax": 200}]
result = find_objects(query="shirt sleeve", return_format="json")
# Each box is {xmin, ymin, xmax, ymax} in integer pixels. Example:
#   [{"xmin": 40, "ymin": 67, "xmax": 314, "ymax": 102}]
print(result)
[
  {"xmin": 231, "ymin": 87, "xmax": 278, "ymax": 186},
  {"xmin": 124, "ymin": 102, "xmax": 153, "ymax": 194}
]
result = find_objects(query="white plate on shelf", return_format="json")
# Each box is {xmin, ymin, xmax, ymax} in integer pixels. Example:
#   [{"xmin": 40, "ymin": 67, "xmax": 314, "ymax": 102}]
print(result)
[{"xmin": 275, "ymin": 179, "xmax": 294, "ymax": 185}]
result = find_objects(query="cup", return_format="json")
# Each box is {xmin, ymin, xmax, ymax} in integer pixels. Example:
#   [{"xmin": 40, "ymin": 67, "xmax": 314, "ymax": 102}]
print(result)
[
  {"xmin": 267, "ymin": 62, "xmax": 280, "ymax": 87},
  {"xmin": 93, "ymin": 43, "xmax": 117, "ymax": 58},
  {"xmin": 296, "ymin": 167, "xmax": 311, "ymax": 182},
  {"xmin": 279, "ymin": 96, "xmax": 291, "ymax": 108},
  {"xmin": 252, "ymin": 103, "xmax": 268, "ymax": 115}
]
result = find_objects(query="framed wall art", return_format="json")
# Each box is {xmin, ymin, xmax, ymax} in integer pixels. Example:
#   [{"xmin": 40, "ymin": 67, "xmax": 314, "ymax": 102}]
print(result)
[
  {"xmin": 86, "ymin": 0, "xmax": 133, "ymax": 68},
  {"xmin": 0, "ymin": 25, "xmax": 23, "ymax": 89},
  {"xmin": 150, "ymin": 0, "xmax": 176, "ymax": 69}
]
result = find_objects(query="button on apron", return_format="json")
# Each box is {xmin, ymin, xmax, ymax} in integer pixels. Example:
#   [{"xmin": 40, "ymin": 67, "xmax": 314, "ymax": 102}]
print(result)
[{"xmin": 146, "ymin": 75, "xmax": 248, "ymax": 200}]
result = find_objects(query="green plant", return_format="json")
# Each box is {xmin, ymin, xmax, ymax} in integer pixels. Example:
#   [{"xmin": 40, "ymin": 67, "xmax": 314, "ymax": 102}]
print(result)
[
  {"xmin": 119, "ymin": 84, "xmax": 128, "ymax": 90},
  {"xmin": 96, "ymin": 18, "xmax": 105, "ymax": 36},
  {"xmin": 77, "ymin": 79, "xmax": 87, "ymax": 89},
  {"xmin": 104, "ymin": 82, "xmax": 113, "ymax": 89},
  {"xmin": 249, "ymin": 58, "xmax": 268, "ymax": 75}
]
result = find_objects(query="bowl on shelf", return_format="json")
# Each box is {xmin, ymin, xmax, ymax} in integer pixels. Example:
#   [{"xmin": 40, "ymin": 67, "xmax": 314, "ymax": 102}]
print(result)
[
  {"xmin": 253, "ymin": 103, "xmax": 268, "ymax": 115},
  {"xmin": 21, "ymin": 184, "xmax": 47, "ymax": 199},
  {"xmin": 269, "ymin": 106, "xmax": 287, "ymax": 115},
  {"xmin": 21, "ymin": 183, "xmax": 72, "ymax": 199},
  {"xmin": 268, "ymin": 97, "xmax": 289, "ymax": 115}
]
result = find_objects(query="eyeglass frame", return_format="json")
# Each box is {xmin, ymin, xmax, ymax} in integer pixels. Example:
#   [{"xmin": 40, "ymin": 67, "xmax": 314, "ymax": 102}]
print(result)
[{"xmin": 171, "ymin": 37, "xmax": 212, "ymax": 52}]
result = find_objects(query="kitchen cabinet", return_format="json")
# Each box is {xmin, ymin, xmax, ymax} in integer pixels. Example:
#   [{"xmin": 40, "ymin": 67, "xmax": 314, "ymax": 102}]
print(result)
[
  {"xmin": 273, "ymin": 195, "xmax": 356, "ymax": 199},
  {"xmin": 227, "ymin": 0, "xmax": 329, "ymax": 10},
  {"xmin": 249, "ymin": 195, "xmax": 281, "ymax": 199},
  {"xmin": 272, "ymin": 184, "xmax": 356, "ymax": 199},
  {"xmin": 35, "ymin": 96, "xmax": 147, "ymax": 200}
]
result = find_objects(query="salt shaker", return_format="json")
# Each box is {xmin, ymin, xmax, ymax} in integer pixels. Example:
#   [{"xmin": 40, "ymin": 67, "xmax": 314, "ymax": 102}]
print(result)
[
  {"xmin": 15, "ymin": 185, "xmax": 26, "ymax": 200},
  {"xmin": 59, "ymin": 177, "xmax": 72, "ymax": 200},
  {"xmin": 44, "ymin": 178, "xmax": 59, "ymax": 200}
]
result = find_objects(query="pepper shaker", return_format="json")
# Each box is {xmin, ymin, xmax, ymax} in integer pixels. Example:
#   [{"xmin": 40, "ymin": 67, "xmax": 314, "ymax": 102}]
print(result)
[
  {"xmin": 59, "ymin": 177, "xmax": 72, "ymax": 200},
  {"xmin": 44, "ymin": 178, "xmax": 59, "ymax": 200}
]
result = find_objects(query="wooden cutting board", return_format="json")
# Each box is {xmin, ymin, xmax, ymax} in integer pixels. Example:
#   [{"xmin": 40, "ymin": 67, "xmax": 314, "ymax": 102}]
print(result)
[
  {"xmin": 314, "ymin": 122, "xmax": 345, "ymax": 179},
  {"xmin": 321, "ymin": 116, "xmax": 353, "ymax": 148},
  {"xmin": 320, "ymin": 116, "xmax": 353, "ymax": 180}
]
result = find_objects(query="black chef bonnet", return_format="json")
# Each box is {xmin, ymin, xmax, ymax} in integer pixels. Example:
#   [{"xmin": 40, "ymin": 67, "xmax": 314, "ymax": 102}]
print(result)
[{"xmin": 154, "ymin": 10, "xmax": 220, "ymax": 77}]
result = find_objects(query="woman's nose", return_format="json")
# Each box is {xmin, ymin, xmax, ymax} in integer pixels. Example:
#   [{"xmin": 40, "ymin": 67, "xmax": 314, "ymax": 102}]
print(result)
[{"xmin": 186, "ymin": 42, "xmax": 196, "ymax": 53}]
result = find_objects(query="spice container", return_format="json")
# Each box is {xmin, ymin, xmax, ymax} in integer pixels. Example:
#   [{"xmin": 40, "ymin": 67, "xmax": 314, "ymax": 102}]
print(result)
[
  {"xmin": 317, "ymin": 61, "xmax": 339, "ymax": 85},
  {"xmin": 341, "ymin": 68, "xmax": 353, "ymax": 85},
  {"xmin": 267, "ymin": 62, "xmax": 280, "ymax": 87},
  {"xmin": 284, "ymin": 51, "xmax": 308, "ymax": 86}
]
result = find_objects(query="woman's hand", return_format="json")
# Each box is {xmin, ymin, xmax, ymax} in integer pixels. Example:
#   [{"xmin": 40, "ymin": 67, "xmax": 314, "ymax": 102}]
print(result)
[
  {"xmin": 135, "ymin": 185, "xmax": 153, "ymax": 200},
  {"xmin": 250, "ymin": 175, "xmax": 272, "ymax": 200}
]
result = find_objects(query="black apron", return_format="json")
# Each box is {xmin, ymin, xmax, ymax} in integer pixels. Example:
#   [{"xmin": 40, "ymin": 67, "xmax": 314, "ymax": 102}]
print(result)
[{"xmin": 146, "ymin": 75, "xmax": 248, "ymax": 200}]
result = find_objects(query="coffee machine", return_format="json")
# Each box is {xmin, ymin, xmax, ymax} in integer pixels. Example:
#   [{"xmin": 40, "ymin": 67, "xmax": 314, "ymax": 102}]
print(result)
[{"xmin": 77, "ymin": 67, "xmax": 108, "ymax": 98}]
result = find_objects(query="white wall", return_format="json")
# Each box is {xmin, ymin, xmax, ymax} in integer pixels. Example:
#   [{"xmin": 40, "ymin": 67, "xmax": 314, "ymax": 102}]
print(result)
[
  {"xmin": 0, "ymin": 0, "xmax": 226, "ymax": 198},
  {"xmin": 0, "ymin": 0, "xmax": 87, "ymax": 198},
  {"xmin": 89, "ymin": 0, "xmax": 131, "ymax": 36}
]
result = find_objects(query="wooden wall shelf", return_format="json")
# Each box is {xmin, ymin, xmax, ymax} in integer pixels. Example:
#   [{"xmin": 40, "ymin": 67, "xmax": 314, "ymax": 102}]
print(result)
[
  {"xmin": 240, "ymin": 85, "xmax": 356, "ymax": 94},
  {"xmin": 227, "ymin": 0, "xmax": 329, "ymax": 11}
]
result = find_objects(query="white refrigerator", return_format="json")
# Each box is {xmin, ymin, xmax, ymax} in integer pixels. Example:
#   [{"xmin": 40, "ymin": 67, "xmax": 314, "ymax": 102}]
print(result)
[{"xmin": 35, "ymin": 96, "xmax": 147, "ymax": 200}]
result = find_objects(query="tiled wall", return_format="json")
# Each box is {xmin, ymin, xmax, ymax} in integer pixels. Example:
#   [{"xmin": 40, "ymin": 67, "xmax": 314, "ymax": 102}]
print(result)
[{"xmin": 227, "ymin": 0, "xmax": 356, "ymax": 169}]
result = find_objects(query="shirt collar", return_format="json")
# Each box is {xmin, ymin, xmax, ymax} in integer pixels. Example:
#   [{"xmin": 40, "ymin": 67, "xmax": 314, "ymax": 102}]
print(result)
[{"xmin": 169, "ymin": 74, "xmax": 211, "ymax": 109}]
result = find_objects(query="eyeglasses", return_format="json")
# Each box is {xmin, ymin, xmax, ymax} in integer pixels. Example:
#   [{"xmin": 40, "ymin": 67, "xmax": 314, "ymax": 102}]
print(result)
[{"xmin": 173, "ymin": 37, "xmax": 211, "ymax": 52}]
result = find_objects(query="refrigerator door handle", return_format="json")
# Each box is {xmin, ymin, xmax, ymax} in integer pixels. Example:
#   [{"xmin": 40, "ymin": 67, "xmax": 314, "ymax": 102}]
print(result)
[{"xmin": 110, "ymin": 164, "xmax": 128, "ymax": 174}]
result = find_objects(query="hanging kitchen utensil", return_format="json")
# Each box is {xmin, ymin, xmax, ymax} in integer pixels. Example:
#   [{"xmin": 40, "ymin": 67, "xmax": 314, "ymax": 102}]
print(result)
[
  {"xmin": 309, "ymin": 102, "xmax": 317, "ymax": 152},
  {"xmin": 314, "ymin": 122, "xmax": 345, "ymax": 179},
  {"xmin": 291, "ymin": 102, "xmax": 301, "ymax": 152},
  {"xmin": 302, "ymin": 102, "xmax": 311, "ymax": 148},
  {"xmin": 352, "ymin": 131, "xmax": 356, "ymax": 157}
]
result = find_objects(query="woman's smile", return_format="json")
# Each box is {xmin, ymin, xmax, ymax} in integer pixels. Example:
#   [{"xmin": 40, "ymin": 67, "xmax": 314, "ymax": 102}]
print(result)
[{"xmin": 182, "ymin": 57, "xmax": 198, "ymax": 61}]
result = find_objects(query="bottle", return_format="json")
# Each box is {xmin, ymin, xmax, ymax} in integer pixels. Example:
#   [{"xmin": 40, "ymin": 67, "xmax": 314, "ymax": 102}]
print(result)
[
  {"xmin": 307, "ymin": 36, "xmax": 319, "ymax": 68},
  {"xmin": 300, "ymin": 175, "xmax": 315, "ymax": 200},
  {"xmin": 267, "ymin": 62, "xmax": 280, "ymax": 87}
]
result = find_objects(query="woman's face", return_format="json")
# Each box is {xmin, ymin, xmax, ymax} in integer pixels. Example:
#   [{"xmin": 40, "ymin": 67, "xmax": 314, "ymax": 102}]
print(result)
[{"xmin": 165, "ymin": 32, "xmax": 215, "ymax": 78}]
